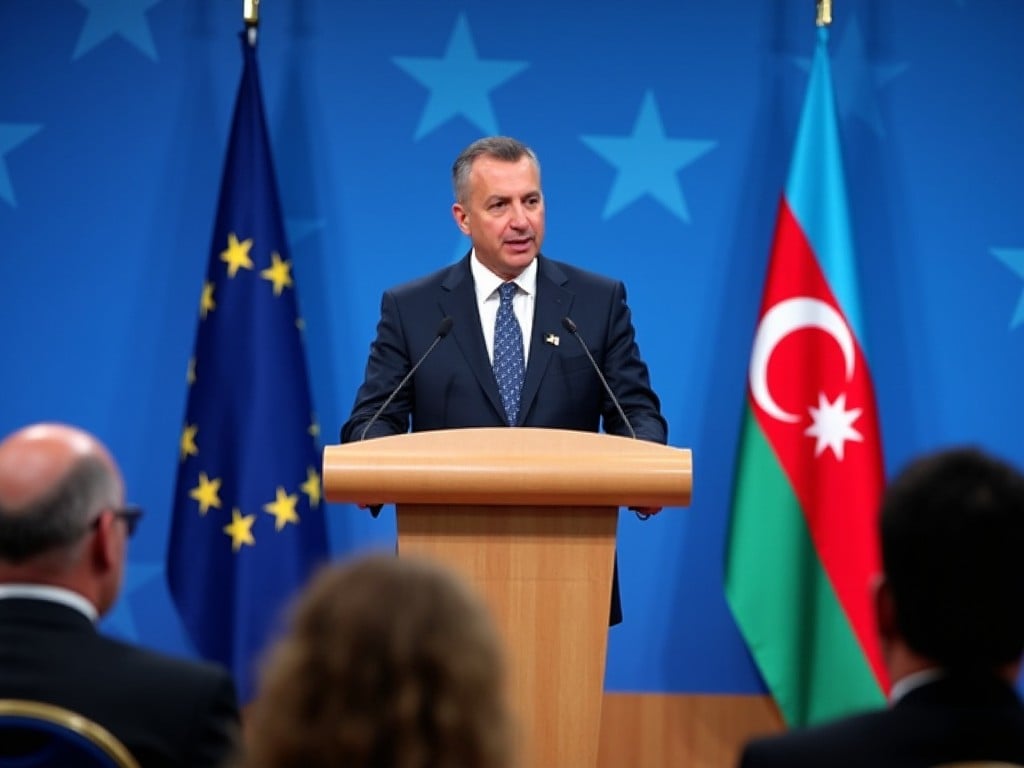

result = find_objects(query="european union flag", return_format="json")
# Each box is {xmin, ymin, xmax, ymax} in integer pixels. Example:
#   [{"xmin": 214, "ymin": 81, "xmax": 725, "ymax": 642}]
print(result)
[{"xmin": 167, "ymin": 30, "xmax": 328, "ymax": 703}]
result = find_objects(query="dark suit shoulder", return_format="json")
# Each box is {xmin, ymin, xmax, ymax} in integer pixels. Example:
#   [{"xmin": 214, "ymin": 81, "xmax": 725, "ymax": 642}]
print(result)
[
  {"xmin": 740, "ymin": 710, "xmax": 887, "ymax": 768},
  {"xmin": 0, "ymin": 600, "xmax": 239, "ymax": 768},
  {"xmin": 538, "ymin": 255, "xmax": 621, "ymax": 292},
  {"xmin": 387, "ymin": 258, "xmax": 468, "ymax": 298},
  {"xmin": 100, "ymin": 633, "xmax": 233, "ymax": 691},
  {"xmin": 740, "ymin": 691, "xmax": 1024, "ymax": 768},
  {"xmin": 91, "ymin": 635, "xmax": 240, "ymax": 767}
]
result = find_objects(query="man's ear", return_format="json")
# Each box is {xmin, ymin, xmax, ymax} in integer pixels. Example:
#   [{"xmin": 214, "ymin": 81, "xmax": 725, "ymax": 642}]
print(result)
[
  {"xmin": 452, "ymin": 202, "xmax": 471, "ymax": 235},
  {"xmin": 89, "ymin": 511, "xmax": 119, "ymax": 572}
]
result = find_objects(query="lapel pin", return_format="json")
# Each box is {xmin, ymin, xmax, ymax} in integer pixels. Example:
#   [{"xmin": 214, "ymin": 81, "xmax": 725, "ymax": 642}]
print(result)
[{"xmin": 545, "ymin": 333, "xmax": 560, "ymax": 346}]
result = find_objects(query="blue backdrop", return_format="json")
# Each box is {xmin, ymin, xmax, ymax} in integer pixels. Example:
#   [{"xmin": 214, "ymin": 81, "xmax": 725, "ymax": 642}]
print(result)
[{"xmin": 2, "ymin": 0, "xmax": 1023, "ymax": 696}]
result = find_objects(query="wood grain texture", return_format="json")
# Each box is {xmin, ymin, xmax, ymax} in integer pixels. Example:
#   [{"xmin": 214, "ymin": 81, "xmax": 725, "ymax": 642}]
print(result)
[
  {"xmin": 597, "ymin": 693, "xmax": 784, "ymax": 768},
  {"xmin": 323, "ymin": 427, "xmax": 692, "ymax": 508},
  {"xmin": 399, "ymin": 503, "xmax": 617, "ymax": 768}
]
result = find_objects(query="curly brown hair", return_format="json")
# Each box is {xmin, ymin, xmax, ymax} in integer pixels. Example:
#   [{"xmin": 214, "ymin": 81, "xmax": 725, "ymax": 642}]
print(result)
[{"xmin": 240, "ymin": 553, "xmax": 513, "ymax": 768}]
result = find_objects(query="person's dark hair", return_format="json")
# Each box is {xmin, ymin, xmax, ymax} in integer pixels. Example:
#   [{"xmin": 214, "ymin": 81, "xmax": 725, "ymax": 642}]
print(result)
[
  {"xmin": 0, "ymin": 456, "xmax": 119, "ymax": 562},
  {"xmin": 452, "ymin": 136, "xmax": 540, "ymax": 203},
  {"xmin": 881, "ymin": 446, "xmax": 1024, "ymax": 671},
  {"xmin": 242, "ymin": 554, "xmax": 512, "ymax": 768}
]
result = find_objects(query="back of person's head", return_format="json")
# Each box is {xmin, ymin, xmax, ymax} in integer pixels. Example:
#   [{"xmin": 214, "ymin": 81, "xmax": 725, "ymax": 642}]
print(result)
[
  {"xmin": 0, "ymin": 423, "xmax": 127, "ymax": 612},
  {"xmin": 881, "ymin": 446, "xmax": 1024, "ymax": 671},
  {"xmin": 243, "ymin": 553, "xmax": 512, "ymax": 768}
]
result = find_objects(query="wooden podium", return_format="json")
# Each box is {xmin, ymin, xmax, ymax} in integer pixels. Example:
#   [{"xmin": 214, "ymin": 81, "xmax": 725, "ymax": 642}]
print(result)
[{"xmin": 322, "ymin": 427, "xmax": 692, "ymax": 768}]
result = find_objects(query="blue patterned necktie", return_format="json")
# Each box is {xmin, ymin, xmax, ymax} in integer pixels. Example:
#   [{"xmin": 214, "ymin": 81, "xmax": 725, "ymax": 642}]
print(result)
[{"xmin": 493, "ymin": 281, "xmax": 525, "ymax": 426}]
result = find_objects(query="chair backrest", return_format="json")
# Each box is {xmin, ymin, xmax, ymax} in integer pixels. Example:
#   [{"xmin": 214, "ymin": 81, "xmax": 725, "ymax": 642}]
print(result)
[{"xmin": 0, "ymin": 699, "xmax": 141, "ymax": 768}]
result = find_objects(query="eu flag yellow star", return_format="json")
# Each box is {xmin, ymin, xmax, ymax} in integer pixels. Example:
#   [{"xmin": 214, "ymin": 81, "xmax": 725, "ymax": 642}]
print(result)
[
  {"xmin": 200, "ymin": 281, "xmax": 216, "ymax": 319},
  {"xmin": 260, "ymin": 252, "xmax": 293, "ymax": 296},
  {"xmin": 300, "ymin": 467, "xmax": 321, "ymax": 508},
  {"xmin": 224, "ymin": 508, "xmax": 256, "ymax": 552},
  {"xmin": 220, "ymin": 232, "xmax": 254, "ymax": 278},
  {"xmin": 189, "ymin": 472, "xmax": 222, "ymax": 515},
  {"xmin": 263, "ymin": 486, "xmax": 299, "ymax": 531},
  {"xmin": 180, "ymin": 424, "xmax": 198, "ymax": 461}
]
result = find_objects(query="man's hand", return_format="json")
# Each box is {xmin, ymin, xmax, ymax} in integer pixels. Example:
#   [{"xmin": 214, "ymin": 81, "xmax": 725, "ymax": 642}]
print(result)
[
  {"xmin": 630, "ymin": 506, "xmax": 662, "ymax": 519},
  {"xmin": 357, "ymin": 503, "xmax": 384, "ymax": 518}
]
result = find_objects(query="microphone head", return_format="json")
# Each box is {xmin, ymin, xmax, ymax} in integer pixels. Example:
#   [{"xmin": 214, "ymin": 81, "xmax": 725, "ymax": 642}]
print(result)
[
  {"xmin": 561, "ymin": 316, "xmax": 578, "ymax": 334},
  {"xmin": 437, "ymin": 316, "xmax": 454, "ymax": 337}
]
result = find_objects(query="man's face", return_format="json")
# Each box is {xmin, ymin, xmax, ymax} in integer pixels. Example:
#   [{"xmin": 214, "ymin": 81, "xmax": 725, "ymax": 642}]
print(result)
[{"xmin": 452, "ymin": 155, "xmax": 545, "ymax": 280}]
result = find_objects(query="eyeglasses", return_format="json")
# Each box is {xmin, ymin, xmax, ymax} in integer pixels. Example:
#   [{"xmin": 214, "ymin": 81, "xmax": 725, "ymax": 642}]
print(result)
[{"xmin": 90, "ymin": 506, "xmax": 144, "ymax": 538}]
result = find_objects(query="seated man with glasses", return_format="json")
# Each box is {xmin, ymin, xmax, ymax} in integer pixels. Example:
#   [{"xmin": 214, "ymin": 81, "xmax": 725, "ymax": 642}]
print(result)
[{"xmin": 0, "ymin": 423, "xmax": 239, "ymax": 768}]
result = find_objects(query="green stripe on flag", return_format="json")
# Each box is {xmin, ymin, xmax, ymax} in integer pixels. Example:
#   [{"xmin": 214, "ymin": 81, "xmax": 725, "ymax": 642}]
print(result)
[{"xmin": 725, "ymin": 409, "xmax": 885, "ymax": 726}]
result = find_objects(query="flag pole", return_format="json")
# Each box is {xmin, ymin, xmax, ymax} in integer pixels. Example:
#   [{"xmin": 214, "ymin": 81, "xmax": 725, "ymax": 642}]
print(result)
[
  {"xmin": 244, "ymin": 0, "xmax": 260, "ymax": 45},
  {"xmin": 816, "ymin": 0, "xmax": 832, "ymax": 27}
]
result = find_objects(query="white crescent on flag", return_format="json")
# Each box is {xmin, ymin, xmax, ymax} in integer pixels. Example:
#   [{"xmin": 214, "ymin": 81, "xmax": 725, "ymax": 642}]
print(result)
[{"xmin": 749, "ymin": 296, "xmax": 856, "ymax": 424}]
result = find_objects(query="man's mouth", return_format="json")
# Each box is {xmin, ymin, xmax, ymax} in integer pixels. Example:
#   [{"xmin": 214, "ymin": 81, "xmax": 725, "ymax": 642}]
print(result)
[{"xmin": 505, "ymin": 236, "xmax": 533, "ymax": 251}]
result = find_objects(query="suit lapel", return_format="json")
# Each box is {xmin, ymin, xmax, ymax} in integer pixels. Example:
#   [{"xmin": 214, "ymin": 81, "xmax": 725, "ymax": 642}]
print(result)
[
  {"xmin": 439, "ymin": 256, "xmax": 506, "ymax": 420},
  {"xmin": 519, "ymin": 256, "xmax": 573, "ymax": 425}
]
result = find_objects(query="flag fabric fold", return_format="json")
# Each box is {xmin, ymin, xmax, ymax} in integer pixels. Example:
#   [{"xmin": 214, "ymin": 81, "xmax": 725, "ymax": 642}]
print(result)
[
  {"xmin": 725, "ymin": 26, "xmax": 888, "ymax": 727},
  {"xmin": 167, "ymin": 32, "xmax": 328, "ymax": 703}
]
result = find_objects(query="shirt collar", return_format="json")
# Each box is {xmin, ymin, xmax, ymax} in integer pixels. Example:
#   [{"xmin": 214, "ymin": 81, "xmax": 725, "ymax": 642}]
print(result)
[
  {"xmin": 0, "ymin": 584, "xmax": 99, "ymax": 622},
  {"xmin": 888, "ymin": 667, "xmax": 945, "ymax": 705},
  {"xmin": 470, "ymin": 249, "xmax": 537, "ymax": 302}
]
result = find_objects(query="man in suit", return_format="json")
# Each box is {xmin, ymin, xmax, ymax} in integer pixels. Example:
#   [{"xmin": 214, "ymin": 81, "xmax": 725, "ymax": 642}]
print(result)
[
  {"xmin": 341, "ymin": 136, "xmax": 667, "ymax": 623},
  {"xmin": 738, "ymin": 447, "xmax": 1024, "ymax": 768},
  {"xmin": 341, "ymin": 135, "xmax": 665, "ymax": 443},
  {"xmin": 0, "ymin": 423, "xmax": 240, "ymax": 767}
]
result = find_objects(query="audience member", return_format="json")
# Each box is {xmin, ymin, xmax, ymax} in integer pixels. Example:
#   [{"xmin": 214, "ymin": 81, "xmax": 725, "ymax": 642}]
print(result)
[
  {"xmin": 239, "ymin": 553, "xmax": 513, "ymax": 768},
  {"xmin": 0, "ymin": 423, "xmax": 239, "ymax": 767},
  {"xmin": 739, "ymin": 447, "xmax": 1024, "ymax": 767}
]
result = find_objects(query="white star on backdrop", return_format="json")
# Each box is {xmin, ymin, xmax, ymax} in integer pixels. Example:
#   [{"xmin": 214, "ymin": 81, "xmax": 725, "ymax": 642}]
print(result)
[
  {"xmin": 804, "ymin": 391, "xmax": 864, "ymax": 460},
  {"xmin": 392, "ymin": 14, "xmax": 529, "ymax": 140},
  {"xmin": 73, "ymin": 0, "xmax": 162, "ymax": 62},
  {"xmin": 795, "ymin": 16, "xmax": 907, "ymax": 138},
  {"xmin": 580, "ymin": 91, "xmax": 716, "ymax": 223},
  {"xmin": 992, "ymin": 248, "xmax": 1024, "ymax": 330},
  {"xmin": 0, "ymin": 123, "xmax": 43, "ymax": 207}
]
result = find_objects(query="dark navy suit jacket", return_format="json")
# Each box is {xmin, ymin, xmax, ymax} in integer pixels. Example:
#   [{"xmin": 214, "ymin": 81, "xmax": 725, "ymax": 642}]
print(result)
[
  {"xmin": 738, "ymin": 674, "xmax": 1024, "ymax": 768},
  {"xmin": 0, "ymin": 598, "xmax": 239, "ymax": 768},
  {"xmin": 341, "ymin": 254, "xmax": 666, "ymax": 443}
]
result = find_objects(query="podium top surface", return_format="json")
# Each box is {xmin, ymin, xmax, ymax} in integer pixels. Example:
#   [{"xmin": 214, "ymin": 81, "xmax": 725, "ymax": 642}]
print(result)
[{"xmin": 322, "ymin": 427, "xmax": 692, "ymax": 508}]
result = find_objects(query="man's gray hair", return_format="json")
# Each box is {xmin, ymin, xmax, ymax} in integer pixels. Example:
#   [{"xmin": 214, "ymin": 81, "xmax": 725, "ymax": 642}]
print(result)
[
  {"xmin": 451, "ymin": 136, "xmax": 541, "ymax": 203},
  {"xmin": 0, "ymin": 456, "xmax": 119, "ymax": 562}
]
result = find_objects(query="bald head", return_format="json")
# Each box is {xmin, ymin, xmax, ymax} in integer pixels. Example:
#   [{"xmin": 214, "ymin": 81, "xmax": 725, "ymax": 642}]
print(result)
[
  {"xmin": 0, "ymin": 423, "xmax": 123, "ymax": 564},
  {"xmin": 0, "ymin": 424, "xmax": 121, "ymax": 511}
]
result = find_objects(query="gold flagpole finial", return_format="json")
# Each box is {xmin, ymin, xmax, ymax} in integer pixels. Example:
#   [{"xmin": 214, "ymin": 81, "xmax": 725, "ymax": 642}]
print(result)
[
  {"xmin": 243, "ymin": 0, "xmax": 259, "ymax": 45},
  {"xmin": 244, "ymin": 0, "xmax": 260, "ymax": 28},
  {"xmin": 816, "ymin": 0, "xmax": 833, "ymax": 27}
]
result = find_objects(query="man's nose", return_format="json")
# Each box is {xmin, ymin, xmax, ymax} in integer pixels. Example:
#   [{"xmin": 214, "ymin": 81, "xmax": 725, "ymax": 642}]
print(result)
[{"xmin": 509, "ymin": 202, "xmax": 528, "ymax": 227}]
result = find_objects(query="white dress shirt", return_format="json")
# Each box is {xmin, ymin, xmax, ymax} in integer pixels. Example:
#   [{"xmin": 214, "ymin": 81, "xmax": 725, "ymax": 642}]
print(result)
[
  {"xmin": 470, "ymin": 251, "xmax": 536, "ymax": 366},
  {"xmin": 0, "ymin": 583, "xmax": 98, "ymax": 622}
]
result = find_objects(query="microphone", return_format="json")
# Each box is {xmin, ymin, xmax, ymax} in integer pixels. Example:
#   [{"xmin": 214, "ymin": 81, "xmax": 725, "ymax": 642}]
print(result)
[
  {"xmin": 359, "ymin": 316, "xmax": 453, "ymax": 518},
  {"xmin": 360, "ymin": 316, "xmax": 454, "ymax": 442},
  {"xmin": 562, "ymin": 316, "xmax": 654, "ymax": 520},
  {"xmin": 561, "ymin": 316, "xmax": 636, "ymax": 440}
]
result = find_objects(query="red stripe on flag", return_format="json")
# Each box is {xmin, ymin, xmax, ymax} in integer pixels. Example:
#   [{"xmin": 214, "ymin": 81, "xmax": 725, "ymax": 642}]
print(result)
[{"xmin": 749, "ymin": 197, "xmax": 888, "ymax": 692}]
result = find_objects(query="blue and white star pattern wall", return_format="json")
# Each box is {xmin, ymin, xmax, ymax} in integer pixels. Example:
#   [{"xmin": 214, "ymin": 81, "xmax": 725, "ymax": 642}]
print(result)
[{"xmin": 1, "ymin": 0, "xmax": 1023, "ymax": 698}]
